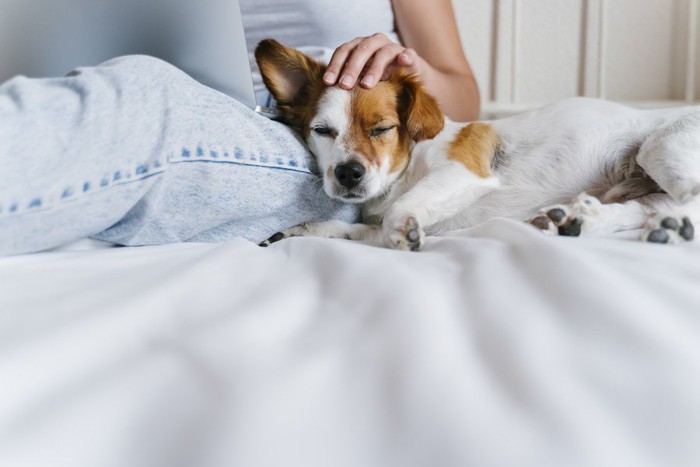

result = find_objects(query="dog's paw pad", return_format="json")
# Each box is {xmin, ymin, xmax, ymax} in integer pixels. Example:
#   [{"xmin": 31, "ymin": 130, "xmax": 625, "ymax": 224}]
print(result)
[
  {"xmin": 387, "ymin": 216, "xmax": 424, "ymax": 251},
  {"xmin": 402, "ymin": 216, "xmax": 423, "ymax": 251},
  {"xmin": 660, "ymin": 217, "xmax": 678, "ymax": 230},
  {"xmin": 646, "ymin": 228, "xmax": 669, "ymax": 244},
  {"xmin": 558, "ymin": 217, "xmax": 583, "ymax": 237},
  {"xmin": 530, "ymin": 215, "xmax": 553, "ymax": 231},
  {"xmin": 644, "ymin": 215, "xmax": 694, "ymax": 244},
  {"xmin": 679, "ymin": 217, "xmax": 695, "ymax": 241},
  {"xmin": 529, "ymin": 215, "xmax": 559, "ymax": 236},
  {"xmin": 547, "ymin": 208, "xmax": 567, "ymax": 225}
]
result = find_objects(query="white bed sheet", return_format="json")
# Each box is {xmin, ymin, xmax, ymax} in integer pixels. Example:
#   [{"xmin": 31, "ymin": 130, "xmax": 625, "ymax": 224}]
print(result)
[{"xmin": 1, "ymin": 218, "xmax": 699, "ymax": 467}]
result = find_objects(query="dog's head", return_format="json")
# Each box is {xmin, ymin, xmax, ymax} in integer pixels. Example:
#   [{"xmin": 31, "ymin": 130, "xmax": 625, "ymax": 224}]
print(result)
[{"xmin": 255, "ymin": 39, "xmax": 444, "ymax": 203}]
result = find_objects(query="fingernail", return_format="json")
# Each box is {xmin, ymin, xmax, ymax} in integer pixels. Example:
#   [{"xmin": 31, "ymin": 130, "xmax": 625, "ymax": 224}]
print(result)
[
  {"xmin": 361, "ymin": 75, "xmax": 375, "ymax": 86},
  {"xmin": 340, "ymin": 75, "xmax": 354, "ymax": 87},
  {"xmin": 399, "ymin": 53, "xmax": 412, "ymax": 63},
  {"xmin": 323, "ymin": 71, "xmax": 336, "ymax": 83}
]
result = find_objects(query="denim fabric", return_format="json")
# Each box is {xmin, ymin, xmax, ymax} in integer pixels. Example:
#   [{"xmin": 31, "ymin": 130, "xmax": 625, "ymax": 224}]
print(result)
[{"xmin": 0, "ymin": 55, "xmax": 359, "ymax": 255}]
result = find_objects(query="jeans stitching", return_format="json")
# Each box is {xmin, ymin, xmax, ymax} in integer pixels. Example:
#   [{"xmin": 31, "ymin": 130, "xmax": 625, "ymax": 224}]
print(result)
[
  {"xmin": 0, "ymin": 160, "xmax": 165, "ymax": 218},
  {"xmin": 169, "ymin": 158, "xmax": 317, "ymax": 175},
  {"xmin": 1, "ymin": 143, "xmax": 315, "ymax": 217},
  {"xmin": 170, "ymin": 145, "xmax": 313, "ymax": 174}
]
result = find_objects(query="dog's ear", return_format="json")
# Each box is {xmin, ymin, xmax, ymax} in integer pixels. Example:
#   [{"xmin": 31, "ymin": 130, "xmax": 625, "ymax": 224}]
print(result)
[
  {"xmin": 255, "ymin": 39, "xmax": 325, "ymax": 127},
  {"xmin": 396, "ymin": 73, "xmax": 445, "ymax": 142}
]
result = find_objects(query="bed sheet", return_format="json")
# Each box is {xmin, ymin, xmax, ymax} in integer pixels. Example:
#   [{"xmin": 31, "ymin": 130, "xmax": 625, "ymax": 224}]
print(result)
[{"xmin": 1, "ymin": 218, "xmax": 699, "ymax": 467}]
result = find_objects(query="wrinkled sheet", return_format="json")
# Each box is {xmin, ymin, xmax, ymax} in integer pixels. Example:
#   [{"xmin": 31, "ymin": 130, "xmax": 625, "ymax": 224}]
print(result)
[{"xmin": 1, "ymin": 218, "xmax": 699, "ymax": 467}]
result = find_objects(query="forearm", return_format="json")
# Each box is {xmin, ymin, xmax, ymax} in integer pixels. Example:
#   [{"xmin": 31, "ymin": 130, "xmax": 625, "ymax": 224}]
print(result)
[
  {"xmin": 324, "ymin": 0, "xmax": 481, "ymax": 122},
  {"xmin": 391, "ymin": 0, "xmax": 481, "ymax": 122}
]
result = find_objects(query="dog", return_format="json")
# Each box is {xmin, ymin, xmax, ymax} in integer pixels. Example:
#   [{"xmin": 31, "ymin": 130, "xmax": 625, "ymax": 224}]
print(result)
[{"xmin": 256, "ymin": 39, "xmax": 698, "ymax": 251}]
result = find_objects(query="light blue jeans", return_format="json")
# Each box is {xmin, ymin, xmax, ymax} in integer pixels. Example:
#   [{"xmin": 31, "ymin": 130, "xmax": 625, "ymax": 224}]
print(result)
[{"xmin": 0, "ymin": 56, "xmax": 359, "ymax": 256}]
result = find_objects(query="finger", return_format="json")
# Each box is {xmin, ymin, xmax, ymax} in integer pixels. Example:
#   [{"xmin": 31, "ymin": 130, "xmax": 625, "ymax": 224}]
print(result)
[
  {"xmin": 397, "ymin": 48, "xmax": 418, "ymax": 69},
  {"xmin": 337, "ymin": 34, "xmax": 392, "ymax": 89},
  {"xmin": 360, "ymin": 44, "xmax": 405, "ymax": 88},
  {"xmin": 381, "ymin": 47, "xmax": 420, "ymax": 81},
  {"xmin": 324, "ymin": 38, "xmax": 363, "ymax": 85}
]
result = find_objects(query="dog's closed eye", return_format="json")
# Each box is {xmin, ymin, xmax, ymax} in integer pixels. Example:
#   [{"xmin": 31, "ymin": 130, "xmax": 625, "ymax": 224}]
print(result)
[
  {"xmin": 369, "ymin": 125, "xmax": 396, "ymax": 138},
  {"xmin": 311, "ymin": 125, "xmax": 338, "ymax": 138}
]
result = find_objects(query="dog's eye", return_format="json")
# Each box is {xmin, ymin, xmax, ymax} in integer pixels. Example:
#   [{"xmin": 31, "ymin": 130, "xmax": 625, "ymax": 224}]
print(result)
[
  {"xmin": 311, "ymin": 126, "xmax": 337, "ymax": 138},
  {"xmin": 369, "ymin": 126, "xmax": 396, "ymax": 137}
]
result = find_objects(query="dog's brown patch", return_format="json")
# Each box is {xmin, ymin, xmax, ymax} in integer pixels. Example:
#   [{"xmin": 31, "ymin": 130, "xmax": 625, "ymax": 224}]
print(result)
[
  {"xmin": 448, "ymin": 123, "xmax": 498, "ymax": 178},
  {"xmin": 345, "ymin": 82, "xmax": 408, "ymax": 172},
  {"xmin": 343, "ymin": 73, "xmax": 445, "ymax": 174},
  {"xmin": 396, "ymin": 74, "xmax": 445, "ymax": 143}
]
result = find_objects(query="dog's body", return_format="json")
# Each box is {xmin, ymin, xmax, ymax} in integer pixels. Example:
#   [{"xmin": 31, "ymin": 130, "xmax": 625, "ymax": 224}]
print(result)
[{"xmin": 256, "ymin": 40, "xmax": 699, "ymax": 250}]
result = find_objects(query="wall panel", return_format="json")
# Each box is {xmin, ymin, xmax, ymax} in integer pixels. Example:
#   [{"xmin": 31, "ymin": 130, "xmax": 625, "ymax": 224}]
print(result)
[
  {"xmin": 518, "ymin": 0, "xmax": 583, "ymax": 102},
  {"xmin": 452, "ymin": 0, "xmax": 700, "ymax": 116},
  {"xmin": 605, "ymin": 0, "xmax": 677, "ymax": 100},
  {"xmin": 451, "ymin": 0, "xmax": 495, "ymax": 103}
]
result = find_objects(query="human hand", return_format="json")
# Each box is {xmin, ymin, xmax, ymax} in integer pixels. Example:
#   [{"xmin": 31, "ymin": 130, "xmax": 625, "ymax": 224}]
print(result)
[{"xmin": 323, "ymin": 33, "xmax": 425, "ymax": 90}]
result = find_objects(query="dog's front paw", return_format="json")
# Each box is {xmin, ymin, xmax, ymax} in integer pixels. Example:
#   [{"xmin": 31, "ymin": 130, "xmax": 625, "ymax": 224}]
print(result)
[
  {"xmin": 384, "ymin": 215, "xmax": 424, "ymax": 251},
  {"xmin": 259, "ymin": 223, "xmax": 311, "ymax": 247},
  {"xmin": 642, "ymin": 214, "xmax": 695, "ymax": 244}
]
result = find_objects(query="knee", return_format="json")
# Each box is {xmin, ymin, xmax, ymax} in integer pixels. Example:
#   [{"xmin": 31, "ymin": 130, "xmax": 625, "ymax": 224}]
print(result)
[
  {"xmin": 95, "ymin": 55, "xmax": 189, "ymax": 83},
  {"xmin": 104, "ymin": 54, "xmax": 181, "ymax": 71},
  {"xmin": 638, "ymin": 114, "xmax": 700, "ymax": 166}
]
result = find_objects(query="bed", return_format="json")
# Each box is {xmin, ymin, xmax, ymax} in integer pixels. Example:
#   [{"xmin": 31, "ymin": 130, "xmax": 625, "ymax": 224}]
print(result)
[
  {"xmin": 1, "ymin": 218, "xmax": 699, "ymax": 467},
  {"xmin": 3, "ymin": 0, "xmax": 700, "ymax": 463}
]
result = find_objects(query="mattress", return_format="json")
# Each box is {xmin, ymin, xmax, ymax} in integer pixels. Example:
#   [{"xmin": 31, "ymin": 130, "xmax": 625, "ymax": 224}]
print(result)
[{"xmin": 1, "ymin": 218, "xmax": 699, "ymax": 467}]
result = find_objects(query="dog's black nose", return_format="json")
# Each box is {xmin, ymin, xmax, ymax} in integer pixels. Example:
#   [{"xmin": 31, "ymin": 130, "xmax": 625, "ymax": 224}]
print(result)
[{"xmin": 334, "ymin": 162, "xmax": 366, "ymax": 189}]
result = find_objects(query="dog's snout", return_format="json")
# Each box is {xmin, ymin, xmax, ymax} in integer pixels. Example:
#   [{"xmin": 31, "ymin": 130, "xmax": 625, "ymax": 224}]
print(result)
[{"xmin": 334, "ymin": 162, "xmax": 366, "ymax": 189}]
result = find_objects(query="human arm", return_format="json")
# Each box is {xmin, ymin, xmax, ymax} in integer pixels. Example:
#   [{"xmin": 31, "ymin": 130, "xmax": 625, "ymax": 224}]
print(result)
[{"xmin": 322, "ymin": 0, "xmax": 480, "ymax": 122}]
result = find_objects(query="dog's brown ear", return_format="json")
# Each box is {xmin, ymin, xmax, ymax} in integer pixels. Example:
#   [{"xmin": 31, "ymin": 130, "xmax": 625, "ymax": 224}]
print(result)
[
  {"xmin": 396, "ymin": 73, "xmax": 445, "ymax": 142},
  {"xmin": 255, "ymin": 39, "xmax": 325, "ymax": 127}
]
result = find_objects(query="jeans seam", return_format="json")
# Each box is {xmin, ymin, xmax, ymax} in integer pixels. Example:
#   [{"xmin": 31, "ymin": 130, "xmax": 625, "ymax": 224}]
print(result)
[
  {"xmin": 169, "ymin": 158, "xmax": 317, "ymax": 175},
  {"xmin": 0, "ymin": 160, "xmax": 165, "ymax": 218},
  {"xmin": 170, "ymin": 144, "xmax": 314, "ymax": 174}
]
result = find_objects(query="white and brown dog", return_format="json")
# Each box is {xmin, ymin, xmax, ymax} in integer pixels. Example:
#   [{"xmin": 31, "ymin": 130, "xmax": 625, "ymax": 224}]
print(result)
[{"xmin": 256, "ymin": 39, "xmax": 698, "ymax": 251}]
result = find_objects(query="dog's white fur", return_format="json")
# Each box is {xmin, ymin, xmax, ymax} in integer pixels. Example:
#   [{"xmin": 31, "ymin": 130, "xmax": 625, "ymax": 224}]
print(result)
[{"xmin": 257, "ymin": 40, "xmax": 700, "ymax": 250}]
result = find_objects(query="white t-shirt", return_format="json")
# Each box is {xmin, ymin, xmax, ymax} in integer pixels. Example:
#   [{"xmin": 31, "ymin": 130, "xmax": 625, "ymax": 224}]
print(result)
[{"xmin": 240, "ymin": 0, "xmax": 400, "ymax": 100}]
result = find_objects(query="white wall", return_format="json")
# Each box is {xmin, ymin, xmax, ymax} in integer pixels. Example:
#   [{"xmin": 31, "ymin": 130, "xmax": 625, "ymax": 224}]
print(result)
[{"xmin": 452, "ymin": 0, "xmax": 700, "ymax": 116}]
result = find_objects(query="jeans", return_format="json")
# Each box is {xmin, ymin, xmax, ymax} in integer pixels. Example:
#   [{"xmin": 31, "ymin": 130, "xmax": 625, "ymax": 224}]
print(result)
[{"xmin": 0, "ymin": 55, "xmax": 359, "ymax": 256}]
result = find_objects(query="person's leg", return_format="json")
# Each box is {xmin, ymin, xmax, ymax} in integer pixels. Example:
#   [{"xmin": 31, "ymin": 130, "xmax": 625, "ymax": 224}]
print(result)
[{"xmin": 0, "ymin": 55, "xmax": 358, "ymax": 256}]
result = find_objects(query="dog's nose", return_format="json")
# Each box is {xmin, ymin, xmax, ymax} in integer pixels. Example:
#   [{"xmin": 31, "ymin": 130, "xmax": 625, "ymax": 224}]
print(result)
[{"xmin": 334, "ymin": 162, "xmax": 366, "ymax": 189}]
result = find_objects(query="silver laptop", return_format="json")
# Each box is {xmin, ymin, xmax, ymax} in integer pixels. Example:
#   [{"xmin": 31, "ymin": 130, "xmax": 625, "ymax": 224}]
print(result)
[{"xmin": 0, "ymin": 0, "xmax": 276, "ymax": 117}]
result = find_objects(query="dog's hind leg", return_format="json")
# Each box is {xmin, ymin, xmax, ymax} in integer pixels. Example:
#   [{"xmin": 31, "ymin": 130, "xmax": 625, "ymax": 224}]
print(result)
[
  {"xmin": 531, "ymin": 111, "xmax": 700, "ymax": 243},
  {"xmin": 529, "ymin": 192, "xmax": 672, "ymax": 237},
  {"xmin": 635, "ymin": 112, "xmax": 700, "ymax": 243}
]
